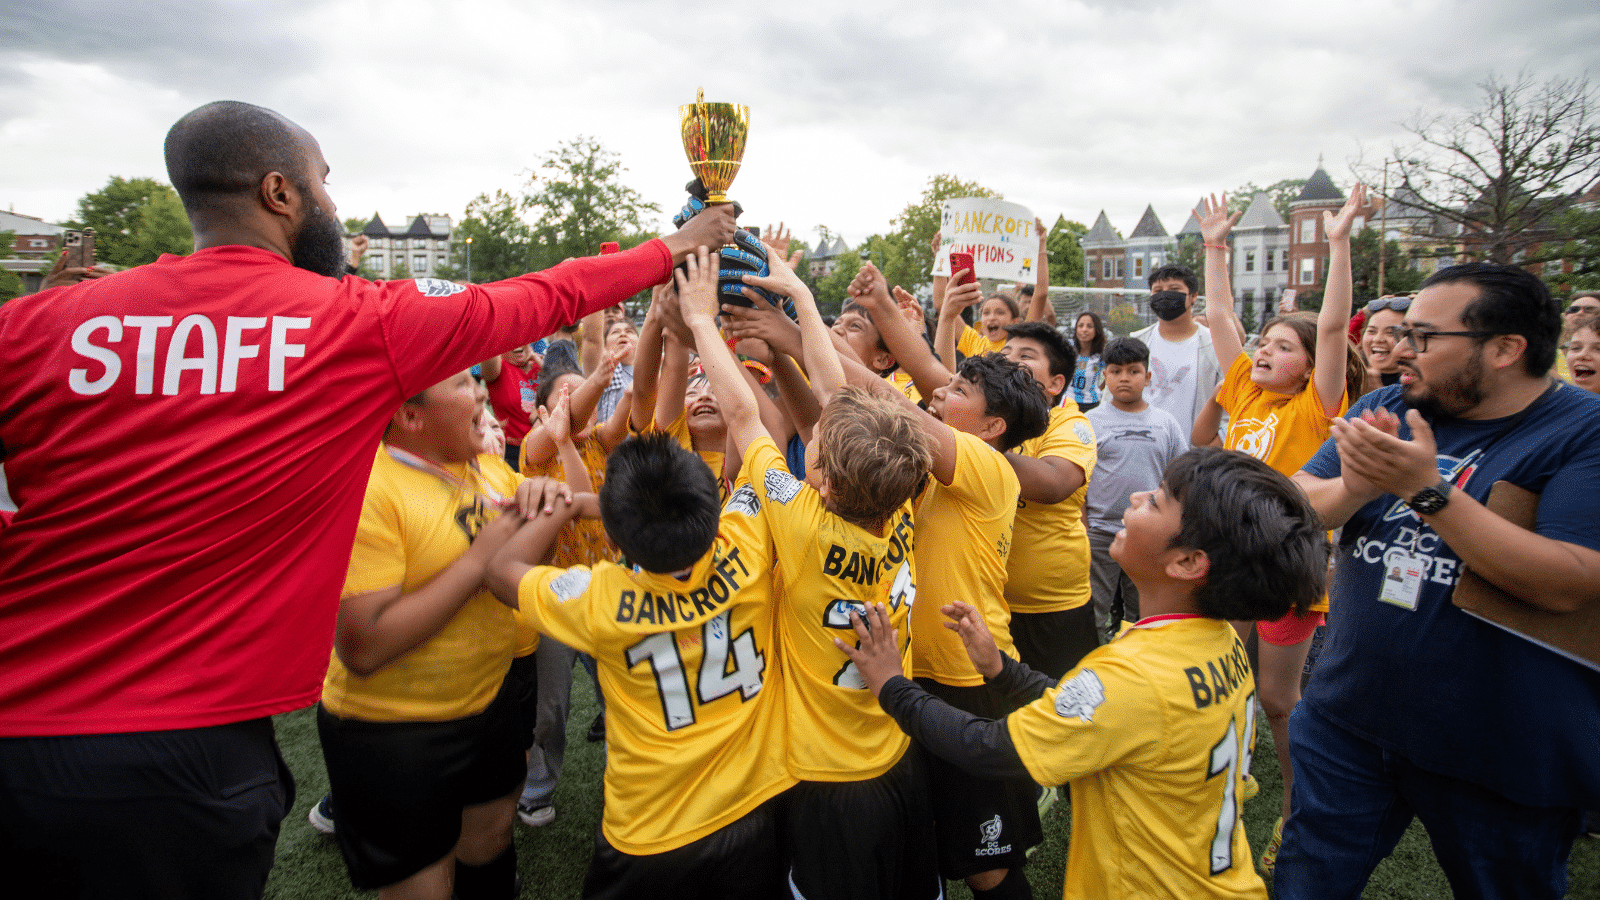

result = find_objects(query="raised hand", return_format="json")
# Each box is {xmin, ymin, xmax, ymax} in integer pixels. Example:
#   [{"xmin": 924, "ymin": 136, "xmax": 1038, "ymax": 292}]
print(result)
[
  {"xmin": 1199, "ymin": 193, "xmax": 1242, "ymax": 246},
  {"xmin": 673, "ymin": 247, "xmax": 721, "ymax": 327},
  {"xmin": 664, "ymin": 206, "xmax": 738, "ymax": 263},
  {"xmin": 1324, "ymin": 182, "xmax": 1373, "ymax": 244},
  {"xmin": 760, "ymin": 222, "xmax": 804, "ymax": 270},
  {"xmin": 538, "ymin": 385, "xmax": 573, "ymax": 446},
  {"xmin": 847, "ymin": 262, "xmax": 893, "ymax": 309},
  {"xmin": 721, "ymin": 294, "xmax": 803, "ymax": 359},
  {"xmin": 891, "ymin": 286, "xmax": 926, "ymax": 331}
]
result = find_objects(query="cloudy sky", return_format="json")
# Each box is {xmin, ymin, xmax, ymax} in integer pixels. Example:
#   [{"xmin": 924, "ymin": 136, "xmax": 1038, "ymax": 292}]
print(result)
[{"xmin": 2, "ymin": 0, "xmax": 1596, "ymax": 248}]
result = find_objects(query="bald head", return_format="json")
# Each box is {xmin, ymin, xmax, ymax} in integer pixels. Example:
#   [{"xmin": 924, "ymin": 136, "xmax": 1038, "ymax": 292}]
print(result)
[{"xmin": 164, "ymin": 101, "xmax": 311, "ymax": 216}]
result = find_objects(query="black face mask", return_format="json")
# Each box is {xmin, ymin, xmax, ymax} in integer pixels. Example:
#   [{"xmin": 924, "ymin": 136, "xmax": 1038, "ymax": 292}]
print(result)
[{"xmin": 1149, "ymin": 290, "xmax": 1189, "ymax": 321}]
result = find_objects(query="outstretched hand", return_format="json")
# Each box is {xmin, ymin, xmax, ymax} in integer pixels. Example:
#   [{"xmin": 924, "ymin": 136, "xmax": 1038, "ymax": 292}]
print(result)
[
  {"xmin": 1324, "ymin": 182, "xmax": 1375, "ymax": 243},
  {"xmin": 720, "ymin": 293, "xmax": 803, "ymax": 358},
  {"xmin": 847, "ymin": 262, "xmax": 893, "ymax": 309},
  {"xmin": 941, "ymin": 601, "xmax": 1003, "ymax": 678},
  {"xmin": 760, "ymin": 222, "xmax": 804, "ymax": 271},
  {"xmin": 673, "ymin": 247, "xmax": 721, "ymax": 327},
  {"xmin": 835, "ymin": 603, "xmax": 904, "ymax": 697},
  {"xmin": 1198, "ymin": 194, "xmax": 1242, "ymax": 246},
  {"xmin": 663, "ymin": 206, "xmax": 738, "ymax": 264},
  {"xmin": 538, "ymin": 386, "xmax": 573, "ymax": 445},
  {"xmin": 891, "ymin": 286, "xmax": 927, "ymax": 331}
]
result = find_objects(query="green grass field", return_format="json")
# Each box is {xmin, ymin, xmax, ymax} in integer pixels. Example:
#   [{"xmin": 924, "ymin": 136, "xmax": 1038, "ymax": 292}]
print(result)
[{"xmin": 267, "ymin": 664, "xmax": 1599, "ymax": 899}]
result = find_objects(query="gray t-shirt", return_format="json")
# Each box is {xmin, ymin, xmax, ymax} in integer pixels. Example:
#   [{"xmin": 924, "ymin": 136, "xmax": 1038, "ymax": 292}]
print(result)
[{"xmin": 1084, "ymin": 403, "xmax": 1188, "ymax": 535}]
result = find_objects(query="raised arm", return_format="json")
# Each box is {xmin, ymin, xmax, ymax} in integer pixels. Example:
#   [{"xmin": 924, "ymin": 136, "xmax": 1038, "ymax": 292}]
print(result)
[
  {"xmin": 679, "ymin": 247, "xmax": 768, "ymax": 455},
  {"xmin": 1026, "ymin": 217, "xmax": 1053, "ymax": 324},
  {"xmin": 486, "ymin": 493, "xmax": 599, "ymax": 608},
  {"xmin": 740, "ymin": 242, "xmax": 844, "ymax": 404},
  {"xmin": 1314, "ymin": 184, "xmax": 1372, "ymax": 416},
  {"xmin": 629, "ymin": 286, "xmax": 668, "ymax": 433},
  {"xmin": 1199, "ymin": 194, "xmax": 1245, "ymax": 369},
  {"xmin": 848, "ymin": 263, "xmax": 952, "ymax": 398},
  {"xmin": 839, "ymin": 351, "xmax": 960, "ymax": 486},
  {"xmin": 935, "ymin": 271, "xmax": 984, "ymax": 375},
  {"xmin": 480, "ymin": 354, "xmax": 504, "ymax": 384},
  {"xmin": 540, "ymin": 387, "xmax": 594, "ymax": 494}
]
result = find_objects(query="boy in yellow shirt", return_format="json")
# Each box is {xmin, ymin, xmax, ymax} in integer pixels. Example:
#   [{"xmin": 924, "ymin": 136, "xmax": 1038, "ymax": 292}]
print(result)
[{"xmin": 843, "ymin": 447, "xmax": 1329, "ymax": 900}]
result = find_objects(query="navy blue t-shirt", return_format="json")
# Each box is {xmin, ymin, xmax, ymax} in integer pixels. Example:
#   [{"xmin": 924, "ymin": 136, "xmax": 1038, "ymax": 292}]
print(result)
[{"xmin": 1301, "ymin": 382, "xmax": 1600, "ymax": 809}]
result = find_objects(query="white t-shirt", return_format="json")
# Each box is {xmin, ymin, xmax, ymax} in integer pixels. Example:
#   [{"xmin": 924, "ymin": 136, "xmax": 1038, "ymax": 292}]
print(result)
[{"xmin": 1143, "ymin": 330, "xmax": 1202, "ymax": 431}]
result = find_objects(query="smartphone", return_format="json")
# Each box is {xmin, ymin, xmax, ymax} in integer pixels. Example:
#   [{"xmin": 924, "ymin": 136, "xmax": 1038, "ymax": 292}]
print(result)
[
  {"xmin": 599, "ymin": 241, "xmax": 620, "ymax": 255},
  {"xmin": 949, "ymin": 251, "xmax": 976, "ymax": 286},
  {"xmin": 63, "ymin": 229, "xmax": 95, "ymax": 269}
]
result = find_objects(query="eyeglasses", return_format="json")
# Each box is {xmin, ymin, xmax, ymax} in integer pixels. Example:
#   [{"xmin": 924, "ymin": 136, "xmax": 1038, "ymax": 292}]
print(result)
[
  {"xmin": 1566, "ymin": 304, "xmax": 1600, "ymax": 316},
  {"xmin": 1367, "ymin": 296, "xmax": 1413, "ymax": 313},
  {"xmin": 1396, "ymin": 326, "xmax": 1497, "ymax": 353}
]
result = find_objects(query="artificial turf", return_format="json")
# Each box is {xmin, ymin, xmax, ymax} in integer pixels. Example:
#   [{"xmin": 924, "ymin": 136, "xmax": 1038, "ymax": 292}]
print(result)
[{"xmin": 266, "ymin": 662, "xmax": 1599, "ymax": 899}]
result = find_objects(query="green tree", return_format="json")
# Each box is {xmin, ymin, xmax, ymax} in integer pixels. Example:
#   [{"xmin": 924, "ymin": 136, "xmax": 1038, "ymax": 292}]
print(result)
[
  {"xmin": 813, "ymin": 248, "xmax": 862, "ymax": 318},
  {"xmin": 1368, "ymin": 72, "xmax": 1600, "ymax": 265},
  {"xmin": 1239, "ymin": 294, "xmax": 1258, "ymax": 335},
  {"xmin": 1174, "ymin": 236, "xmax": 1206, "ymax": 283},
  {"xmin": 878, "ymin": 174, "xmax": 1002, "ymax": 292},
  {"xmin": 1046, "ymin": 215, "xmax": 1087, "ymax": 286},
  {"xmin": 1543, "ymin": 204, "xmax": 1600, "ymax": 295},
  {"xmin": 0, "ymin": 229, "xmax": 20, "ymax": 303},
  {"xmin": 1105, "ymin": 303, "xmax": 1142, "ymax": 336},
  {"xmin": 1227, "ymin": 179, "xmax": 1310, "ymax": 219},
  {"xmin": 522, "ymin": 137, "xmax": 660, "ymax": 272},
  {"xmin": 389, "ymin": 260, "xmax": 413, "ymax": 281},
  {"xmin": 437, "ymin": 189, "xmax": 534, "ymax": 283},
  {"xmin": 69, "ymin": 176, "xmax": 193, "ymax": 267},
  {"xmin": 1350, "ymin": 229, "xmax": 1424, "ymax": 300},
  {"xmin": 343, "ymin": 216, "xmax": 370, "ymax": 235}
]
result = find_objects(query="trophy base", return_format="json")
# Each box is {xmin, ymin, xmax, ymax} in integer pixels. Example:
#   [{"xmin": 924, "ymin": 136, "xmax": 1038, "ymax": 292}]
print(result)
[{"xmin": 705, "ymin": 192, "xmax": 730, "ymax": 204}]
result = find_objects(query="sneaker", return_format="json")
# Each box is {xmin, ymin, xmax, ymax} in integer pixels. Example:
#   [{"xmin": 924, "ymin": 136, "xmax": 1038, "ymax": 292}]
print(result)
[
  {"xmin": 1258, "ymin": 817, "xmax": 1283, "ymax": 878},
  {"xmin": 1036, "ymin": 785, "xmax": 1059, "ymax": 818},
  {"xmin": 586, "ymin": 712, "xmax": 606, "ymax": 743},
  {"xmin": 517, "ymin": 801, "xmax": 555, "ymax": 828},
  {"xmin": 308, "ymin": 794, "xmax": 336, "ymax": 836},
  {"xmin": 1239, "ymin": 773, "xmax": 1260, "ymax": 803}
]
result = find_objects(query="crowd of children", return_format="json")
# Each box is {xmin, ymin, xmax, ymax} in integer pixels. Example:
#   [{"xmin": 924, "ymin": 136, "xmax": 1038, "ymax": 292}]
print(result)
[{"xmin": 304, "ymin": 190, "xmax": 1597, "ymax": 900}]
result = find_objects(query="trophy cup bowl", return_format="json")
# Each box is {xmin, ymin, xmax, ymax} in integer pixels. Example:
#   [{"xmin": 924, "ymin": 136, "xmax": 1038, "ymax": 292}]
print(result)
[{"xmin": 679, "ymin": 89, "xmax": 749, "ymax": 204}]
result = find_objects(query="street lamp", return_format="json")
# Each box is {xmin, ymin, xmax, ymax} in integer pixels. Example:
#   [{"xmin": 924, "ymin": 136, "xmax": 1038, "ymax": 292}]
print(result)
[{"xmin": 465, "ymin": 236, "xmax": 473, "ymax": 283}]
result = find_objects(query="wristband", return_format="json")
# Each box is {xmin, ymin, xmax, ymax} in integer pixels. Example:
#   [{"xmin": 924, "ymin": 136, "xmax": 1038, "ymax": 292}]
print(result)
[{"xmin": 1204, "ymin": 243, "xmax": 1227, "ymax": 251}]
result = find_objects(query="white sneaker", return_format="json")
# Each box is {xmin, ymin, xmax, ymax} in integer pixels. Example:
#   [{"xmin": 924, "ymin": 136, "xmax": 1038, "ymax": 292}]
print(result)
[
  {"xmin": 308, "ymin": 795, "xmax": 336, "ymax": 836},
  {"xmin": 517, "ymin": 802, "xmax": 555, "ymax": 827}
]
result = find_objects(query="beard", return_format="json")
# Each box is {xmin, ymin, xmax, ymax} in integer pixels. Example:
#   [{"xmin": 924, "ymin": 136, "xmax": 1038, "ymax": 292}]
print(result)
[
  {"xmin": 292, "ymin": 198, "xmax": 349, "ymax": 278},
  {"xmin": 1402, "ymin": 346, "xmax": 1487, "ymax": 419}
]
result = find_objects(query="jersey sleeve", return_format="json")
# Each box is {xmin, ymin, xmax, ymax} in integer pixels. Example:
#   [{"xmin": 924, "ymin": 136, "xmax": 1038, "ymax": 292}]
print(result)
[
  {"xmin": 950, "ymin": 431, "xmax": 1019, "ymax": 515},
  {"xmin": 1212, "ymin": 351, "xmax": 1253, "ymax": 417},
  {"xmin": 342, "ymin": 465, "xmax": 407, "ymax": 597},
  {"xmin": 741, "ymin": 435, "xmax": 818, "ymax": 571},
  {"xmin": 1006, "ymin": 654, "xmax": 1162, "ymax": 788},
  {"xmin": 1027, "ymin": 408, "xmax": 1097, "ymax": 480},
  {"xmin": 514, "ymin": 563, "xmax": 600, "ymax": 655}
]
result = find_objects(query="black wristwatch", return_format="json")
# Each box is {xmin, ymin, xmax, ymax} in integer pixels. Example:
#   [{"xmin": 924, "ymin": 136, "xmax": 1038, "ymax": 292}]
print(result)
[{"xmin": 1407, "ymin": 479, "xmax": 1453, "ymax": 516}]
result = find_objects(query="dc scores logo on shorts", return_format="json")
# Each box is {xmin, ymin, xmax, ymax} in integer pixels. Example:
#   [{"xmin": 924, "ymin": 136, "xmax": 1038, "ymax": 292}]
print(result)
[
  {"xmin": 975, "ymin": 814, "xmax": 1012, "ymax": 857},
  {"xmin": 1054, "ymin": 669, "xmax": 1106, "ymax": 722}
]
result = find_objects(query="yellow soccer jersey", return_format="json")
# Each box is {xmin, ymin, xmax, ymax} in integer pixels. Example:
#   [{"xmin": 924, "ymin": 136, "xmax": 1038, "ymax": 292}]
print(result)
[
  {"xmin": 1006, "ymin": 405, "xmax": 1097, "ymax": 615},
  {"xmin": 885, "ymin": 368, "xmax": 921, "ymax": 404},
  {"xmin": 910, "ymin": 430, "xmax": 1020, "ymax": 686},
  {"xmin": 513, "ymin": 493, "xmax": 792, "ymax": 855},
  {"xmin": 1008, "ymin": 616, "xmax": 1268, "ymax": 900},
  {"xmin": 958, "ymin": 324, "xmax": 1006, "ymax": 359},
  {"xmin": 742, "ymin": 436, "xmax": 917, "ymax": 781},
  {"xmin": 659, "ymin": 408, "xmax": 729, "ymax": 500},
  {"xmin": 322, "ymin": 448, "xmax": 522, "ymax": 722}
]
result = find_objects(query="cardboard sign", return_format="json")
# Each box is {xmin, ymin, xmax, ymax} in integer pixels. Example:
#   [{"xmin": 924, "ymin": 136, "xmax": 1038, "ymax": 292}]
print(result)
[{"xmin": 934, "ymin": 198, "xmax": 1038, "ymax": 281}]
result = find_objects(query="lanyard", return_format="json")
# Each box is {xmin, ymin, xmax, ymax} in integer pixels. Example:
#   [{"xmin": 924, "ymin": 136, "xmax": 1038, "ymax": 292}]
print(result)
[{"xmin": 385, "ymin": 445, "xmax": 508, "ymax": 511}]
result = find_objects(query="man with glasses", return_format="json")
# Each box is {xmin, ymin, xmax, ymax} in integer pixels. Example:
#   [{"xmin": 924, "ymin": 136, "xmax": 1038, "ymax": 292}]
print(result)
[
  {"xmin": 1558, "ymin": 290, "xmax": 1600, "ymax": 381},
  {"xmin": 1279, "ymin": 263, "xmax": 1600, "ymax": 899}
]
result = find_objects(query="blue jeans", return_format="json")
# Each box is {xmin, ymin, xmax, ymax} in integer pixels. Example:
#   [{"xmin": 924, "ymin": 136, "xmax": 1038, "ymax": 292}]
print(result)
[{"xmin": 1276, "ymin": 702, "xmax": 1581, "ymax": 900}]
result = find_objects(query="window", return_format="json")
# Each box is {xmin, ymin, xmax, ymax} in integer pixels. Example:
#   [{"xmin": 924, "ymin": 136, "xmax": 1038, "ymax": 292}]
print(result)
[
  {"xmin": 1264, "ymin": 289, "xmax": 1275, "ymax": 308},
  {"xmin": 1265, "ymin": 250, "xmax": 1275, "ymax": 272},
  {"xmin": 1299, "ymin": 258, "xmax": 1315, "ymax": 284},
  {"xmin": 1115, "ymin": 258, "xmax": 1126, "ymax": 279},
  {"xmin": 1102, "ymin": 258, "xmax": 1113, "ymax": 280},
  {"xmin": 29, "ymin": 238, "xmax": 49, "ymax": 248},
  {"xmin": 368, "ymin": 255, "xmax": 385, "ymax": 273},
  {"xmin": 1133, "ymin": 255, "xmax": 1144, "ymax": 277},
  {"xmin": 437, "ymin": 254, "xmax": 448, "ymax": 267},
  {"xmin": 1243, "ymin": 250, "xmax": 1256, "ymax": 273},
  {"xmin": 1299, "ymin": 219, "xmax": 1316, "ymax": 243},
  {"xmin": 413, "ymin": 254, "xmax": 428, "ymax": 271},
  {"xmin": 1243, "ymin": 289, "xmax": 1254, "ymax": 304},
  {"xmin": 1151, "ymin": 253, "xmax": 1163, "ymax": 269}
]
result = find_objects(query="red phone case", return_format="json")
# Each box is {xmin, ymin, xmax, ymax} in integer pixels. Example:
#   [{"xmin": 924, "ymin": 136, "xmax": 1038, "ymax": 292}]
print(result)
[
  {"xmin": 949, "ymin": 252, "xmax": 976, "ymax": 285},
  {"xmin": 600, "ymin": 241, "xmax": 620, "ymax": 255}
]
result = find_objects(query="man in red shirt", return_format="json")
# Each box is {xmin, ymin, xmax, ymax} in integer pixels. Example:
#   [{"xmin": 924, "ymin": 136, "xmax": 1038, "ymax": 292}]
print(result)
[{"xmin": 0, "ymin": 100, "xmax": 733, "ymax": 899}]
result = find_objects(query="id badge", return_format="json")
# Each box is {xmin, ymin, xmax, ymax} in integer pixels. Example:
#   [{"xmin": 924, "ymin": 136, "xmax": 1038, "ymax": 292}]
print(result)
[{"xmin": 1378, "ymin": 554, "xmax": 1427, "ymax": 611}]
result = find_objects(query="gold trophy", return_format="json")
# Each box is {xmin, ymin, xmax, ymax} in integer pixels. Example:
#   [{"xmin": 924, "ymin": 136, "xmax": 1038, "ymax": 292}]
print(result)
[{"xmin": 679, "ymin": 88, "xmax": 749, "ymax": 204}]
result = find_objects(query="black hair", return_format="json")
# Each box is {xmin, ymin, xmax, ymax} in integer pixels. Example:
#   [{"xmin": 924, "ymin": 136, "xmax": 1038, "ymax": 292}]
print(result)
[
  {"xmin": 535, "ymin": 360, "xmax": 583, "ymax": 409},
  {"xmin": 955, "ymin": 354, "xmax": 1050, "ymax": 452},
  {"xmin": 600, "ymin": 433, "xmax": 720, "ymax": 573},
  {"xmin": 1001, "ymin": 320, "xmax": 1076, "ymax": 404},
  {"xmin": 1073, "ymin": 311, "xmax": 1107, "ymax": 357},
  {"xmin": 164, "ymin": 101, "xmax": 308, "ymax": 215},
  {"xmin": 1162, "ymin": 448, "xmax": 1328, "ymax": 621},
  {"xmin": 1102, "ymin": 336, "xmax": 1150, "ymax": 368},
  {"xmin": 1420, "ymin": 263, "xmax": 1561, "ymax": 377},
  {"xmin": 1148, "ymin": 264, "xmax": 1199, "ymax": 296}
]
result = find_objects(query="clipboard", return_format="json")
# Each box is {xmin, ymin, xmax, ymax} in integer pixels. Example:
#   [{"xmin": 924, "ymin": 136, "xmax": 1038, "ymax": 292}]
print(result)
[{"xmin": 1452, "ymin": 481, "xmax": 1600, "ymax": 672}]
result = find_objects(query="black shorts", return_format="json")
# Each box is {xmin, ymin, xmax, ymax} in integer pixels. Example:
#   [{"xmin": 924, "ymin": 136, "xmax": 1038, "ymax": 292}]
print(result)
[
  {"xmin": 504, "ymin": 650, "xmax": 540, "ymax": 751},
  {"xmin": 1010, "ymin": 605, "xmax": 1100, "ymax": 682},
  {"xmin": 0, "ymin": 717, "xmax": 292, "ymax": 900},
  {"xmin": 915, "ymin": 678, "xmax": 1043, "ymax": 879},
  {"xmin": 583, "ymin": 797, "xmax": 785, "ymax": 900},
  {"xmin": 781, "ymin": 746, "xmax": 942, "ymax": 900},
  {"xmin": 316, "ymin": 676, "xmax": 526, "ymax": 890}
]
